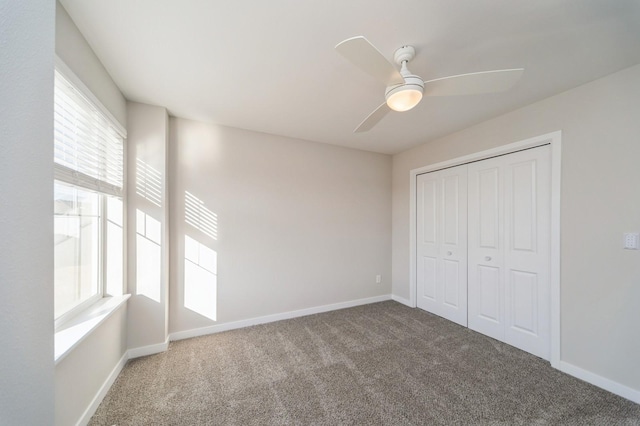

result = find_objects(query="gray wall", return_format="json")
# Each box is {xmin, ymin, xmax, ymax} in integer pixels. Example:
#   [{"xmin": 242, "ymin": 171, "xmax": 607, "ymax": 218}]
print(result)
[
  {"xmin": 0, "ymin": 1, "xmax": 55, "ymax": 424},
  {"xmin": 169, "ymin": 118, "xmax": 392, "ymax": 333},
  {"xmin": 392, "ymin": 64, "xmax": 640, "ymax": 392},
  {"xmin": 55, "ymin": 1, "xmax": 126, "ymax": 127},
  {"xmin": 55, "ymin": 308, "xmax": 127, "ymax": 426},
  {"xmin": 126, "ymin": 101, "xmax": 170, "ymax": 351},
  {"xmin": 54, "ymin": 2, "xmax": 129, "ymax": 424}
]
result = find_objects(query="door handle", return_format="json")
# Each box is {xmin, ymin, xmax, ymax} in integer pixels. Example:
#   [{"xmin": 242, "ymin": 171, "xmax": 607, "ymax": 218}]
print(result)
[
  {"xmin": 484, "ymin": 256, "xmax": 492, "ymax": 261},
  {"xmin": 447, "ymin": 251, "xmax": 453, "ymax": 256}
]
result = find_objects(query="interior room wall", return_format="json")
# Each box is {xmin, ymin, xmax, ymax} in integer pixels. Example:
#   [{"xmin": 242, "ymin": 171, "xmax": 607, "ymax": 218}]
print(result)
[
  {"xmin": 0, "ymin": 1, "xmax": 55, "ymax": 424},
  {"xmin": 55, "ymin": 1, "xmax": 126, "ymax": 127},
  {"xmin": 54, "ymin": 308, "xmax": 127, "ymax": 426},
  {"xmin": 126, "ymin": 101, "xmax": 170, "ymax": 352},
  {"xmin": 392, "ymin": 64, "xmax": 640, "ymax": 394},
  {"xmin": 169, "ymin": 118, "xmax": 392, "ymax": 335},
  {"xmin": 53, "ymin": 2, "xmax": 130, "ymax": 424}
]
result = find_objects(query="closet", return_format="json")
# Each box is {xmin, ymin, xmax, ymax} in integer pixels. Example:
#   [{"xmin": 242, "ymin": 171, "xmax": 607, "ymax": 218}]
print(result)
[{"xmin": 416, "ymin": 145, "xmax": 550, "ymax": 359}]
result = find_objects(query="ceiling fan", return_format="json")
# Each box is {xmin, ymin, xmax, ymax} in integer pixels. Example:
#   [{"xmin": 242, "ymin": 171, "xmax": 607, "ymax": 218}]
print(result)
[{"xmin": 335, "ymin": 36, "xmax": 524, "ymax": 132}]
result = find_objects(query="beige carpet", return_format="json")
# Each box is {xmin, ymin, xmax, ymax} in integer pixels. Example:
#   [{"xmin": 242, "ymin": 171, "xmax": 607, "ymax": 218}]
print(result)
[{"xmin": 90, "ymin": 301, "xmax": 640, "ymax": 425}]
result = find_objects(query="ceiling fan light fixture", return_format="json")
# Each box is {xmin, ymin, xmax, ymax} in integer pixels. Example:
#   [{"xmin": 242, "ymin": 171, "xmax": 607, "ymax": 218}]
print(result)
[
  {"xmin": 386, "ymin": 87, "xmax": 423, "ymax": 112},
  {"xmin": 385, "ymin": 74, "xmax": 425, "ymax": 112}
]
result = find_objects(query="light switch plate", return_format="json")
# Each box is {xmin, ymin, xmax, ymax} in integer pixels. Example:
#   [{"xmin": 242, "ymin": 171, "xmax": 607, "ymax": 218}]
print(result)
[{"xmin": 623, "ymin": 233, "xmax": 639, "ymax": 250}]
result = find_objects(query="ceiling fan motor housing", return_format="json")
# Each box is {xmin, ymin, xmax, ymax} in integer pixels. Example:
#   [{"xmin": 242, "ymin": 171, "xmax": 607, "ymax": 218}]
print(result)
[
  {"xmin": 394, "ymin": 45, "xmax": 416, "ymax": 65},
  {"xmin": 384, "ymin": 45, "xmax": 424, "ymax": 112}
]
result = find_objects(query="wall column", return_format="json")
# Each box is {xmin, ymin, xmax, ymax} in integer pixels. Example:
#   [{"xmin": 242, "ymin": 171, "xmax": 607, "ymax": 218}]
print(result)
[{"xmin": 126, "ymin": 102, "xmax": 170, "ymax": 352}]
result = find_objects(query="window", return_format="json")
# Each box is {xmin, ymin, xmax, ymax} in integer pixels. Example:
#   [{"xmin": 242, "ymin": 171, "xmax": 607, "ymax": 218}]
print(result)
[{"xmin": 54, "ymin": 69, "xmax": 125, "ymax": 324}]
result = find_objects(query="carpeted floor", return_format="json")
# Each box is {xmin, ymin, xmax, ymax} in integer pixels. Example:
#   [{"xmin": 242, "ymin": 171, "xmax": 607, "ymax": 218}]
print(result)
[{"xmin": 89, "ymin": 301, "xmax": 640, "ymax": 425}]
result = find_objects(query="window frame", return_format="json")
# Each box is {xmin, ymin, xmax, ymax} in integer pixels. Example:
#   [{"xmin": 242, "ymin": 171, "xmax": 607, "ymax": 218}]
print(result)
[
  {"xmin": 53, "ymin": 186, "xmax": 106, "ymax": 328},
  {"xmin": 54, "ymin": 57, "xmax": 127, "ymax": 329}
]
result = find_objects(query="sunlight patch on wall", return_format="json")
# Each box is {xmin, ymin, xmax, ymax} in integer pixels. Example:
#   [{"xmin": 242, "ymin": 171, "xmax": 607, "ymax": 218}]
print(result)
[
  {"xmin": 185, "ymin": 191, "xmax": 217, "ymax": 240},
  {"xmin": 184, "ymin": 235, "xmax": 217, "ymax": 321},
  {"xmin": 136, "ymin": 158, "xmax": 162, "ymax": 207},
  {"xmin": 136, "ymin": 209, "xmax": 161, "ymax": 302}
]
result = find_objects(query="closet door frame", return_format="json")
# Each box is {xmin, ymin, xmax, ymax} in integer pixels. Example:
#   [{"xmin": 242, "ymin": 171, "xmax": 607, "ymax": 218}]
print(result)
[{"xmin": 408, "ymin": 131, "xmax": 561, "ymax": 368}]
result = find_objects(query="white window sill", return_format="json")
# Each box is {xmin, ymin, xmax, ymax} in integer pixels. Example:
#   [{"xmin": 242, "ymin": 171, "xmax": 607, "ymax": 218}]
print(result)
[{"xmin": 55, "ymin": 294, "xmax": 131, "ymax": 365}]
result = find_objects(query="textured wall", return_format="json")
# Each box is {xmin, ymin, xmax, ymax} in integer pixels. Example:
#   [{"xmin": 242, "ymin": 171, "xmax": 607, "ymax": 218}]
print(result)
[{"xmin": 0, "ymin": 0, "xmax": 55, "ymax": 424}]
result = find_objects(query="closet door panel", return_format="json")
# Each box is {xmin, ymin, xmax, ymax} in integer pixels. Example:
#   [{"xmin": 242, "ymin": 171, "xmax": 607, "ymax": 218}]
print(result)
[
  {"xmin": 479, "ymin": 168, "xmax": 500, "ymax": 249},
  {"xmin": 443, "ymin": 259, "xmax": 460, "ymax": 308},
  {"xmin": 442, "ymin": 174, "xmax": 461, "ymax": 245},
  {"xmin": 509, "ymin": 270, "xmax": 538, "ymax": 334},
  {"xmin": 439, "ymin": 167, "xmax": 467, "ymax": 325},
  {"xmin": 419, "ymin": 256, "xmax": 437, "ymax": 302},
  {"xmin": 416, "ymin": 175, "xmax": 441, "ymax": 315},
  {"xmin": 511, "ymin": 160, "xmax": 536, "ymax": 251},
  {"xmin": 468, "ymin": 158, "xmax": 504, "ymax": 340},
  {"xmin": 477, "ymin": 265, "xmax": 500, "ymax": 323},
  {"xmin": 416, "ymin": 165, "xmax": 467, "ymax": 326},
  {"xmin": 504, "ymin": 147, "xmax": 550, "ymax": 359}
]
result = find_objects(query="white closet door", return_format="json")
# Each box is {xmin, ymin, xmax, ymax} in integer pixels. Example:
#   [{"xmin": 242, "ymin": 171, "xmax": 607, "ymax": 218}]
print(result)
[
  {"xmin": 416, "ymin": 172, "xmax": 439, "ymax": 316},
  {"xmin": 416, "ymin": 165, "xmax": 467, "ymax": 326},
  {"xmin": 503, "ymin": 146, "xmax": 550, "ymax": 359},
  {"xmin": 467, "ymin": 157, "xmax": 505, "ymax": 341},
  {"xmin": 468, "ymin": 145, "xmax": 550, "ymax": 359}
]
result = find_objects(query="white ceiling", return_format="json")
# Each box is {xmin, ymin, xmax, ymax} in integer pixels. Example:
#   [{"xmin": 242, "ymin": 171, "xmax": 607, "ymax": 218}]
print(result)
[{"xmin": 60, "ymin": 0, "xmax": 640, "ymax": 155}]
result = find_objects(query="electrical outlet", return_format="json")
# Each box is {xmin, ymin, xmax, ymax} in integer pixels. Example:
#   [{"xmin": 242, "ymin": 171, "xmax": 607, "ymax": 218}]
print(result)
[
  {"xmin": 623, "ymin": 232, "xmax": 639, "ymax": 250},
  {"xmin": 376, "ymin": 275, "xmax": 381, "ymax": 283}
]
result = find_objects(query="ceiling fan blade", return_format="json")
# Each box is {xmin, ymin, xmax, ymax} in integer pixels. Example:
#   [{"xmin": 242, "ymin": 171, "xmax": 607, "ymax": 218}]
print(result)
[
  {"xmin": 423, "ymin": 68, "xmax": 524, "ymax": 97},
  {"xmin": 336, "ymin": 36, "xmax": 404, "ymax": 86},
  {"xmin": 354, "ymin": 102, "xmax": 390, "ymax": 133}
]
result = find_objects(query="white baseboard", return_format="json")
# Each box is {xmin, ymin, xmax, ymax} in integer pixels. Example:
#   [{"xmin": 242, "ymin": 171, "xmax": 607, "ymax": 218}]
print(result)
[
  {"xmin": 558, "ymin": 361, "xmax": 640, "ymax": 404},
  {"xmin": 127, "ymin": 336, "xmax": 170, "ymax": 359},
  {"xmin": 170, "ymin": 294, "xmax": 391, "ymax": 342},
  {"xmin": 391, "ymin": 294, "xmax": 412, "ymax": 307},
  {"xmin": 76, "ymin": 351, "xmax": 128, "ymax": 426}
]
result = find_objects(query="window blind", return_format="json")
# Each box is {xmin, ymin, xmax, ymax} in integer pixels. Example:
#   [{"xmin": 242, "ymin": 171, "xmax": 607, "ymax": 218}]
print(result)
[{"xmin": 54, "ymin": 70, "xmax": 124, "ymax": 196}]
